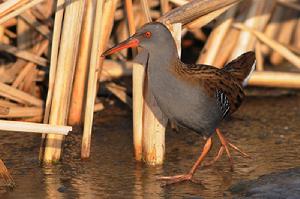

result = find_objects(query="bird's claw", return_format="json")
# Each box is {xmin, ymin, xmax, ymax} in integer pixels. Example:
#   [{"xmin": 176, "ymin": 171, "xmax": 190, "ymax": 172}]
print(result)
[{"xmin": 157, "ymin": 173, "xmax": 201, "ymax": 186}]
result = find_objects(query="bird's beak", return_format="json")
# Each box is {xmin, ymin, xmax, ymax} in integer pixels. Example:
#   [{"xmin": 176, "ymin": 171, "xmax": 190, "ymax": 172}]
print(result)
[{"xmin": 101, "ymin": 36, "xmax": 140, "ymax": 57}]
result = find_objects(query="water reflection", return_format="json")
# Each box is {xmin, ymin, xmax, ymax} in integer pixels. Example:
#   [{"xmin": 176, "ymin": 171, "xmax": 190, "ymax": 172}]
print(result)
[
  {"xmin": 0, "ymin": 93, "xmax": 300, "ymax": 198},
  {"xmin": 43, "ymin": 166, "xmax": 64, "ymax": 199},
  {"xmin": 133, "ymin": 163, "xmax": 143, "ymax": 199}
]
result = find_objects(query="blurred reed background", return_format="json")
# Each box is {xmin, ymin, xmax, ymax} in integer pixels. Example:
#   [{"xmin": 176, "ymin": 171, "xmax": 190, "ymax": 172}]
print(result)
[{"xmin": 0, "ymin": 0, "xmax": 299, "ymax": 188}]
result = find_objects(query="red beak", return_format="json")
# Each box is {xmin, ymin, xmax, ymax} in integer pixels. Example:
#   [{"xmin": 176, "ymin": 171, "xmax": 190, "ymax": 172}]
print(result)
[{"xmin": 102, "ymin": 37, "xmax": 140, "ymax": 57}]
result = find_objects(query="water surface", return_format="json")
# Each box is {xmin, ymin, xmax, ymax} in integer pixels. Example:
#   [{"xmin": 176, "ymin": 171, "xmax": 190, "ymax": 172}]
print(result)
[{"xmin": 1, "ymin": 90, "xmax": 300, "ymax": 198}]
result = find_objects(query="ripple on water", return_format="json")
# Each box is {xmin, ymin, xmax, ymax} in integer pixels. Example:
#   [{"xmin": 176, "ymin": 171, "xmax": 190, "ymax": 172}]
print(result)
[{"xmin": 1, "ymin": 93, "xmax": 300, "ymax": 198}]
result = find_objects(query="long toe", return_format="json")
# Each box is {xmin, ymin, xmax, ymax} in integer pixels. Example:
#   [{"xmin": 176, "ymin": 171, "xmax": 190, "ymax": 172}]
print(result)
[
  {"xmin": 227, "ymin": 142, "xmax": 251, "ymax": 158},
  {"xmin": 216, "ymin": 128, "xmax": 252, "ymax": 170},
  {"xmin": 157, "ymin": 174, "xmax": 186, "ymax": 180},
  {"xmin": 157, "ymin": 173, "xmax": 194, "ymax": 186},
  {"xmin": 157, "ymin": 138, "xmax": 213, "ymax": 186}
]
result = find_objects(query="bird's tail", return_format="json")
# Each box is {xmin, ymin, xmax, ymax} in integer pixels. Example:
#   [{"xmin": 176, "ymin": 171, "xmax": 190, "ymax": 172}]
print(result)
[{"xmin": 223, "ymin": 51, "xmax": 256, "ymax": 86}]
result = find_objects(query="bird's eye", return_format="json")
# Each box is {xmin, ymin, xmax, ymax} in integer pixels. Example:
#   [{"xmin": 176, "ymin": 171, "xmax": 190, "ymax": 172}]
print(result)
[{"xmin": 143, "ymin": 31, "xmax": 152, "ymax": 38}]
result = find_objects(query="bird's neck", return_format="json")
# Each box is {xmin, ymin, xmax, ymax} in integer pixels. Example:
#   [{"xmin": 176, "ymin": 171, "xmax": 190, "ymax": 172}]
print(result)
[
  {"xmin": 146, "ymin": 47, "xmax": 184, "ymax": 95},
  {"xmin": 147, "ymin": 45, "xmax": 180, "ymax": 74}
]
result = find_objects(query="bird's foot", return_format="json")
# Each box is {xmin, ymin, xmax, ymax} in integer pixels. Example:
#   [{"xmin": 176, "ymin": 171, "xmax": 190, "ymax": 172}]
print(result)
[
  {"xmin": 203, "ymin": 129, "xmax": 251, "ymax": 171},
  {"xmin": 227, "ymin": 142, "xmax": 251, "ymax": 158},
  {"xmin": 158, "ymin": 138, "xmax": 213, "ymax": 186},
  {"xmin": 157, "ymin": 173, "xmax": 201, "ymax": 186},
  {"xmin": 204, "ymin": 129, "xmax": 251, "ymax": 171},
  {"xmin": 204, "ymin": 142, "xmax": 251, "ymax": 167}
]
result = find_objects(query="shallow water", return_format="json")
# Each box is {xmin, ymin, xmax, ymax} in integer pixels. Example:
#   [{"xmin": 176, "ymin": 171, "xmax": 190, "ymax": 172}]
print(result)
[{"xmin": 1, "ymin": 90, "xmax": 300, "ymax": 198}]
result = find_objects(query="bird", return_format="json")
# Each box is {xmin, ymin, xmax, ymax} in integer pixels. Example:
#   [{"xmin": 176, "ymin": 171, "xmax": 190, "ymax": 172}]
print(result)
[{"xmin": 102, "ymin": 22, "xmax": 256, "ymax": 185}]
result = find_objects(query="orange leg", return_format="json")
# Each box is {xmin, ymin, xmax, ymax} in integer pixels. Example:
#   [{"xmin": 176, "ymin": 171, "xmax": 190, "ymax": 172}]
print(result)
[
  {"xmin": 216, "ymin": 129, "xmax": 234, "ymax": 170},
  {"xmin": 204, "ymin": 145, "xmax": 225, "ymax": 167},
  {"xmin": 208, "ymin": 128, "xmax": 251, "ymax": 170},
  {"xmin": 157, "ymin": 137, "xmax": 212, "ymax": 185}
]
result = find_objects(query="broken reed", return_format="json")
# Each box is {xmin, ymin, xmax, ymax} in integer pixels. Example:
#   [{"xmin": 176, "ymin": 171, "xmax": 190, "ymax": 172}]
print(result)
[
  {"xmin": 41, "ymin": 0, "xmax": 85, "ymax": 163},
  {"xmin": 81, "ymin": 0, "xmax": 118, "ymax": 158},
  {"xmin": 124, "ymin": 0, "xmax": 144, "ymax": 161}
]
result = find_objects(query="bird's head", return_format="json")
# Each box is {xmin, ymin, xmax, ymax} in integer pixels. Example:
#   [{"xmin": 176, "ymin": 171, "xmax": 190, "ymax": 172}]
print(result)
[{"xmin": 102, "ymin": 22, "xmax": 174, "ymax": 56}]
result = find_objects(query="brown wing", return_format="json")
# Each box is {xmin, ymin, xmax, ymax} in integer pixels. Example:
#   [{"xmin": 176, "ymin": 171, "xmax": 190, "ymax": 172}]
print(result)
[
  {"xmin": 201, "ymin": 73, "xmax": 245, "ymax": 117},
  {"xmin": 172, "ymin": 61, "xmax": 245, "ymax": 117}
]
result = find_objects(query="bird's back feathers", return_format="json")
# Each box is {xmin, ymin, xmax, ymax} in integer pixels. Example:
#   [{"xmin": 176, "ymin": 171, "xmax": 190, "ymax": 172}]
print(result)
[{"xmin": 172, "ymin": 51, "xmax": 256, "ymax": 118}]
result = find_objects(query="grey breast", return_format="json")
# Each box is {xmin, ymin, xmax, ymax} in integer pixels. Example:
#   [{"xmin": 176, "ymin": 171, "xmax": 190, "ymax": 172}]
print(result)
[{"xmin": 147, "ymin": 58, "xmax": 222, "ymax": 137}]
